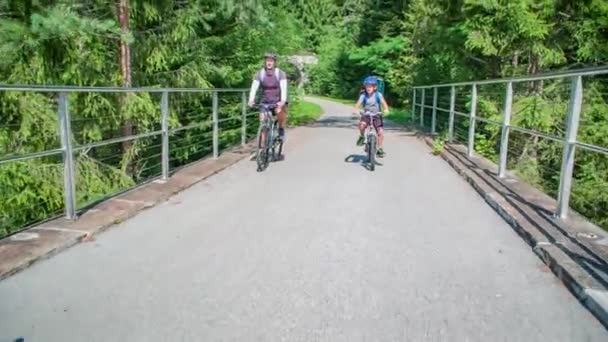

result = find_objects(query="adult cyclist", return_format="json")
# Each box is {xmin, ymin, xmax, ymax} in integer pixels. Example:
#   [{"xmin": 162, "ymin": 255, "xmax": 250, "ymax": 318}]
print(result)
[{"xmin": 248, "ymin": 52, "xmax": 288, "ymax": 140}]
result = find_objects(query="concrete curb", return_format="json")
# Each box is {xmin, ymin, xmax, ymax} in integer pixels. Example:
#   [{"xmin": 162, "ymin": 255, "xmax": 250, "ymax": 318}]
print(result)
[
  {"xmin": 0, "ymin": 144, "xmax": 255, "ymax": 281},
  {"xmin": 421, "ymin": 136, "xmax": 608, "ymax": 328}
]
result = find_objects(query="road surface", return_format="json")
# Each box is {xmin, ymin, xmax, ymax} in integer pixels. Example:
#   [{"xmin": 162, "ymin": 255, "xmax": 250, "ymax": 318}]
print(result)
[{"xmin": 1, "ymin": 98, "xmax": 606, "ymax": 341}]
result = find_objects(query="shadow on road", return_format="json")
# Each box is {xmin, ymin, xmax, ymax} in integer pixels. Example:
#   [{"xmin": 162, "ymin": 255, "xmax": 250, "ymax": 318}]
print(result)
[
  {"xmin": 306, "ymin": 115, "xmax": 359, "ymax": 129},
  {"xmin": 345, "ymin": 154, "xmax": 383, "ymax": 171},
  {"xmin": 306, "ymin": 115, "xmax": 415, "ymax": 136}
]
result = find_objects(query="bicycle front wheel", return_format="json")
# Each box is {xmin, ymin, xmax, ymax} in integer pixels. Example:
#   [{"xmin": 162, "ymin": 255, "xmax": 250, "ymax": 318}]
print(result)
[
  {"xmin": 368, "ymin": 134, "xmax": 376, "ymax": 171},
  {"xmin": 256, "ymin": 123, "xmax": 270, "ymax": 171}
]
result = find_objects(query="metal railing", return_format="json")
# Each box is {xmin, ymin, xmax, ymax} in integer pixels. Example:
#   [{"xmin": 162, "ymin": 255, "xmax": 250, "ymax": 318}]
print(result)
[
  {"xmin": 0, "ymin": 86, "xmax": 258, "ymax": 236},
  {"xmin": 412, "ymin": 67, "xmax": 608, "ymax": 223}
]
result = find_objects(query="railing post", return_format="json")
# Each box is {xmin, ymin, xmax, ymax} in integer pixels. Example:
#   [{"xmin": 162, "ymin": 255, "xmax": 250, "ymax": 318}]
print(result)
[
  {"xmin": 161, "ymin": 91, "xmax": 169, "ymax": 180},
  {"xmin": 58, "ymin": 93, "xmax": 77, "ymax": 219},
  {"xmin": 467, "ymin": 84, "xmax": 477, "ymax": 157},
  {"xmin": 212, "ymin": 91, "xmax": 219, "ymax": 159},
  {"xmin": 411, "ymin": 88, "xmax": 416, "ymax": 123},
  {"xmin": 557, "ymin": 76, "xmax": 583, "ymax": 219},
  {"xmin": 419, "ymin": 88, "xmax": 425, "ymax": 128},
  {"xmin": 241, "ymin": 91, "xmax": 247, "ymax": 146},
  {"xmin": 448, "ymin": 86, "xmax": 455, "ymax": 143},
  {"xmin": 498, "ymin": 82, "xmax": 513, "ymax": 178},
  {"xmin": 431, "ymin": 87, "xmax": 438, "ymax": 135}
]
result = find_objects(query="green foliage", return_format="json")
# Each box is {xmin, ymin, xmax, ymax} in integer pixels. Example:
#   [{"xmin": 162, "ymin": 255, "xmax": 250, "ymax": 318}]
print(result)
[
  {"xmin": 0, "ymin": 0, "xmax": 607, "ymax": 234},
  {"xmin": 304, "ymin": 0, "xmax": 607, "ymax": 229},
  {"xmin": 385, "ymin": 109, "xmax": 411, "ymax": 126},
  {"xmin": 288, "ymin": 100, "xmax": 323, "ymax": 126},
  {"xmin": 431, "ymin": 131, "xmax": 449, "ymax": 156}
]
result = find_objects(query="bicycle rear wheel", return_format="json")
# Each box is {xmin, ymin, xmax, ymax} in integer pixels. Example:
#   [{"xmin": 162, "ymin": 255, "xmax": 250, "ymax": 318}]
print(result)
[
  {"xmin": 368, "ymin": 134, "xmax": 376, "ymax": 171},
  {"xmin": 256, "ymin": 123, "xmax": 270, "ymax": 171}
]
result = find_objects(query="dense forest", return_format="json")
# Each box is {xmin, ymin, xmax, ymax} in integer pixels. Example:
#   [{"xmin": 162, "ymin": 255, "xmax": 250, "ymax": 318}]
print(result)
[{"xmin": 0, "ymin": 0, "xmax": 607, "ymax": 237}]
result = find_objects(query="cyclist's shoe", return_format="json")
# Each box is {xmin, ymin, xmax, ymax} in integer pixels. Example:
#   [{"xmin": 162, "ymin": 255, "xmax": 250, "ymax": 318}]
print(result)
[
  {"xmin": 377, "ymin": 148, "xmax": 385, "ymax": 158},
  {"xmin": 356, "ymin": 136, "xmax": 365, "ymax": 146}
]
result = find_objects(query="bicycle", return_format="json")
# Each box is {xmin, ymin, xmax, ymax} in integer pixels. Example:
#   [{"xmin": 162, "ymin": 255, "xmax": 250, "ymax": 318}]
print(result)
[
  {"xmin": 255, "ymin": 103, "xmax": 283, "ymax": 172},
  {"xmin": 360, "ymin": 110, "xmax": 382, "ymax": 171}
]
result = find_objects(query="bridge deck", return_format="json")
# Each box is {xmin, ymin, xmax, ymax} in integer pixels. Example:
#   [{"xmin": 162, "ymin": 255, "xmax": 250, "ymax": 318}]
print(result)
[{"xmin": 1, "ymin": 98, "xmax": 606, "ymax": 341}]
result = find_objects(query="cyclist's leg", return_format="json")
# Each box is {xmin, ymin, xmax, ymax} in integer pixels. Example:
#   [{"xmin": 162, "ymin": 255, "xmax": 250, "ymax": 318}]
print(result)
[
  {"xmin": 375, "ymin": 116, "xmax": 385, "ymax": 156},
  {"xmin": 357, "ymin": 117, "xmax": 368, "ymax": 145},
  {"xmin": 276, "ymin": 103, "xmax": 287, "ymax": 137},
  {"xmin": 259, "ymin": 102, "xmax": 270, "ymax": 147}
]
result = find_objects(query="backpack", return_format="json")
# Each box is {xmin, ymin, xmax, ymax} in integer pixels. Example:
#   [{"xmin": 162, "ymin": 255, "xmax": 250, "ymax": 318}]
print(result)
[
  {"xmin": 259, "ymin": 68, "xmax": 282, "ymax": 82},
  {"xmin": 363, "ymin": 92, "xmax": 382, "ymax": 111}
]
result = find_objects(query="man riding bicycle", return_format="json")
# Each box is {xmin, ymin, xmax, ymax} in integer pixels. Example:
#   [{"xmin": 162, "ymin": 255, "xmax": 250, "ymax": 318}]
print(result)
[
  {"xmin": 354, "ymin": 76, "xmax": 389, "ymax": 157},
  {"xmin": 248, "ymin": 52, "xmax": 288, "ymax": 140}
]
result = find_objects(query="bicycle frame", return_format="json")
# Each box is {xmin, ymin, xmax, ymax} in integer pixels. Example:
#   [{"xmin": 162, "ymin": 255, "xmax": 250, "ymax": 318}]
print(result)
[
  {"xmin": 259, "ymin": 104, "xmax": 279, "ymax": 147},
  {"xmin": 361, "ymin": 110, "xmax": 381, "ymax": 143},
  {"xmin": 256, "ymin": 103, "xmax": 282, "ymax": 171},
  {"xmin": 360, "ymin": 110, "xmax": 381, "ymax": 171}
]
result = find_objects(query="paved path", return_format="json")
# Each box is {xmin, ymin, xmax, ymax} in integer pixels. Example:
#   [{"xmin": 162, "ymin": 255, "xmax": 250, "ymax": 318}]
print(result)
[{"xmin": 1, "ymin": 98, "xmax": 606, "ymax": 341}]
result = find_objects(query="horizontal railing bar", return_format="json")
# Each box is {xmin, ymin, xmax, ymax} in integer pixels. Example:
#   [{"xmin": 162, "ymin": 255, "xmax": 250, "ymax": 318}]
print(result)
[
  {"xmin": 509, "ymin": 126, "xmax": 564, "ymax": 143},
  {"xmin": 575, "ymin": 141, "xmax": 608, "ymax": 156},
  {"xmin": 0, "ymin": 85, "xmax": 248, "ymax": 93},
  {"xmin": 475, "ymin": 117, "xmax": 503, "ymax": 125},
  {"xmin": 413, "ymin": 66, "xmax": 608, "ymax": 89},
  {"xmin": 0, "ymin": 148, "xmax": 63, "ymax": 165},
  {"xmin": 218, "ymin": 117, "xmax": 240, "ymax": 123},
  {"xmin": 436, "ymin": 107, "xmax": 450, "ymax": 113},
  {"xmin": 72, "ymin": 131, "xmax": 162, "ymax": 151},
  {"xmin": 454, "ymin": 110, "xmax": 469, "ymax": 117},
  {"xmin": 169, "ymin": 122, "xmax": 212, "ymax": 134}
]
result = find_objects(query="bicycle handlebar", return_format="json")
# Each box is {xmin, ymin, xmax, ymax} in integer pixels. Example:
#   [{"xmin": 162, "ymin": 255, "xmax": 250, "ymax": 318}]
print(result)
[{"xmin": 359, "ymin": 110, "xmax": 382, "ymax": 117}]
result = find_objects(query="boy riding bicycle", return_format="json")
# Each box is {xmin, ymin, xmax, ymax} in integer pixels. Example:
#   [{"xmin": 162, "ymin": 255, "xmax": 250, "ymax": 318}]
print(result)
[{"xmin": 354, "ymin": 76, "xmax": 389, "ymax": 157}]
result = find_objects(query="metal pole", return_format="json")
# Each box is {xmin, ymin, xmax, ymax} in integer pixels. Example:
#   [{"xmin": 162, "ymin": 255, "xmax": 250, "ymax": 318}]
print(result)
[
  {"xmin": 431, "ymin": 87, "xmax": 438, "ymax": 135},
  {"xmin": 212, "ymin": 91, "xmax": 219, "ymax": 159},
  {"xmin": 448, "ymin": 86, "xmax": 455, "ymax": 143},
  {"xmin": 419, "ymin": 88, "xmax": 425, "ymax": 128},
  {"xmin": 498, "ymin": 82, "xmax": 513, "ymax": 178},
  {"xmin": 412, "ymin": 88, "xmax": 416, "ymax": 124},
  {"xmin": 557, "ymin": 76, "xmax": 583, "ymax": 219},
  {"xmin": 467, "ymin": 84, "xmax": 477, "ymax": 157},
  {"xmin": 161, "ymin": 91, "xmax": 169, "ymax": 180},
  {"xmin": 58, "ymin": 93, "xmax": 77, "ymax": 219},
  {"xmin": 241, "ymin": 91, "xmax": 247, "ymax": 146}
]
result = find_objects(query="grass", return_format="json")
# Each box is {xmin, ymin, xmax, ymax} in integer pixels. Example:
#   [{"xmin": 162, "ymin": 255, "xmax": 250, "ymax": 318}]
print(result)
[
  {"xmin": 289, "ymin": 100, "xmax": 324, "ymax": 126},
  {"xmin": 384, "ymin": 109, "xmax": 412, "ymax": 126}
]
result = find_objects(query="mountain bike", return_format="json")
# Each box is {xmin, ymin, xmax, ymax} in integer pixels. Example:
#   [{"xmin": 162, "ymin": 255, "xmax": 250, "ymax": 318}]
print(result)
[{"xmin": 256, "ymin": 103, "xmax": 283, "ymax": 172}]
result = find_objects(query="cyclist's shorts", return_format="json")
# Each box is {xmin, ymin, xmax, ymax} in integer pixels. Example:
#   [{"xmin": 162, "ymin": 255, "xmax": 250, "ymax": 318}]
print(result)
[
  {"xmin": 361, "ymin": 115, "xmax": 383, "ymax": 128},
  {"xmin": 261, "ymin": 100, "xmax": 289, "ymax": 110}
]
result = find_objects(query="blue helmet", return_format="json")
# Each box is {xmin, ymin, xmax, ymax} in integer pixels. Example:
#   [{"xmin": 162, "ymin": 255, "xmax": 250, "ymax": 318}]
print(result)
[{"xmin": 363, "ymin": 76, "xmax": 378, "ymax": 85}]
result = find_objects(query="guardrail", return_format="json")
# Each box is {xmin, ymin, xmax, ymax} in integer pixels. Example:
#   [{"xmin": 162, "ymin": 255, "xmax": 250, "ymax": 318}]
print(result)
[
  {"xmin": 0, "ymin": 86, "xmax": 258, "ymax": 237},
  {"xmin": 412, "ymin": 67, "xmax": 608, "ymax": 225}
]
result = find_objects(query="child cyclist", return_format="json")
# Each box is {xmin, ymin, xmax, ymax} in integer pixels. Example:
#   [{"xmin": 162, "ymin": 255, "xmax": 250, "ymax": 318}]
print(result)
[{"xmin": 354, "ymin": 76, "xmax": 389, "ymax": 157}]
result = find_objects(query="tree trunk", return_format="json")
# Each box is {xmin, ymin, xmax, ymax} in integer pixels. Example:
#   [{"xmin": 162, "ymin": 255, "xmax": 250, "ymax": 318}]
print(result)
[
  {"xmin": 527, "ymin": 52, "xmax": 543, "ymax": 94},
  {"xmin": 117, "ymin": 0, "xmax": 134, "ymax": 173}
]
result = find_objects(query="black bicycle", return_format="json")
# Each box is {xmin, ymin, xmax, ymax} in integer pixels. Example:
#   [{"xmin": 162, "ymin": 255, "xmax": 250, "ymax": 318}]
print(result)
[{"xmin": 256, "ymin": 103, "xmax": 283, "ymax": 172}]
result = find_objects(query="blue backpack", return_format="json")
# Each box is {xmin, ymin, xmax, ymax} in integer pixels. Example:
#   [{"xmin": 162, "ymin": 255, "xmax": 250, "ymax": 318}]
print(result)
[{"xmin": 363, "ymin": 92, "xmax": 382, "ymax": 111}]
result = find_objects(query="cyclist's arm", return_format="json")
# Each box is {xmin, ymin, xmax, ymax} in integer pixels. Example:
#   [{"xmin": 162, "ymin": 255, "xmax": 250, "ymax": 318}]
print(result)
[
  {"xmin": 380, "ymin": 93, "xmax": 390, "ymax": 113},
  {"xmin": 279, "ymin": 72, "xmax": 288, "ymax": 104},
  {"xmin": 354, "ymin": 95, "xmax": 363, "ymax": 112},
  {"xmin": 280, "ymin": 79, "xmax": 287, "ymax": 104},
  {"xmin": 248, "ymin": 80, "xmax": 260, "ymax": 104}
]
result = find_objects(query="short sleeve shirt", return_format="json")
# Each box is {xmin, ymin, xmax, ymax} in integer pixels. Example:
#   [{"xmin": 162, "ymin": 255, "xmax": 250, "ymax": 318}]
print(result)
[{"xmin": 255, "ymin": 68, "xmax": 287, "ymax": 104}]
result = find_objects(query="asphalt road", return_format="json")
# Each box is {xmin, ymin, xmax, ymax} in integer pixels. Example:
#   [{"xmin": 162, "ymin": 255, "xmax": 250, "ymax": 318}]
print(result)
[{"xmin": 1, "ymin": 98, "xmax": 606, "ymax": 341}]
